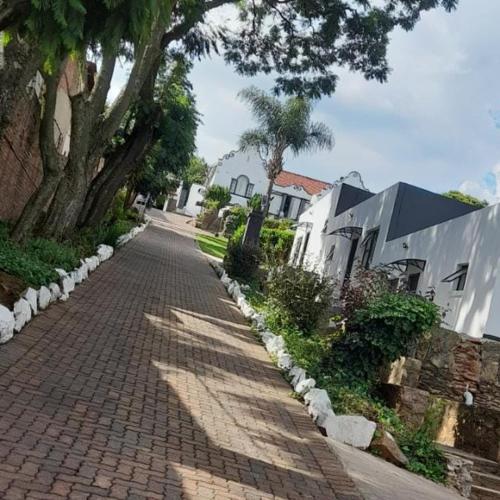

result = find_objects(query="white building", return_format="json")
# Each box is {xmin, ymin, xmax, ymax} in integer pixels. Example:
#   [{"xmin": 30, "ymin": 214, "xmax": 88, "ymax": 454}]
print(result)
[
  {"xmin": 176, "ymin": 149, "xmax": 331, "ymax": 218},
  {"xmin": 292, "ymin": 177, "xmax": 500, "ymax": 340}
]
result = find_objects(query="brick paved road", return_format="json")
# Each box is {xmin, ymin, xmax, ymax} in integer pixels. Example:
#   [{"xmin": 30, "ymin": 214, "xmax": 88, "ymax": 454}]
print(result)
[{"xmin": 0, "ymin": 211, "xmax": 360, "ymax": 500}]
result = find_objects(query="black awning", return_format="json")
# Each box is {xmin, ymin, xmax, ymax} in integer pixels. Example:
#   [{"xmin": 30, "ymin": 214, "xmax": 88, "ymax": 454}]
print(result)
[
  {"xmin": 442, "ymin": 266, "xmax": 468, "ymax": 283},
  {"xmin": 380, "ymin": 258, "xmax": 427, "ymax": 274},
  {"xmin": 328, "ymin": 226, "xmax": 363, "ymax": 240}
]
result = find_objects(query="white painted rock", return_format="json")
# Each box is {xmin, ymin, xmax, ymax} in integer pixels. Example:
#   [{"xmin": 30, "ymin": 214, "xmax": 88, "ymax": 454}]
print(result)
[
  {"xmin": 265, "ymin": 335, "xmax": 286, "ymax": 355},
  {"xmin": 116, "ymin": 233, "xmax": 131, "ymax": 246},
  {"xmin": 23, "ymin": 287, "xmax": 38, "ymax": 316},
  {"xmin": 296, "ymin": 378, "xmax": 316, "ymax": 395},
  {"xmin": 304, "ymin": 388, "xmax": 333, "ymax": 426},
  {"xmin": 251, "ymin": 313, "xmax": 266, "ymax": 330},
  {"xmin": 290, "ymin": 366, "xmax": 307, "ymax": 388},
  {"xmin": 277, "ymin": 351, "xmax": 294, "ymax": 370},
  {"xmin": 13, "ymin": 298, "xmax": 31, "ymax": 332},
  {"xmin": 0, "ymin": 305, "xmax": 15, "ymax": 344},
  {"xmin": 221, "ymin": 273, "xmax": 231, "ymax": 288},
  {"xmin": 240, "ymin": 302, "xmax": 255, "ymax": 319},
  {"xmin": 79, "ymin": 262, "xmax": 89, "ymax": 281},
  {"xmin": 260, "ymin": 330, "xmax": 276, "ymax": 343},
  {"xmin": 71, "ymin": 269, "xmax": 83, "ymax": 285},
  {"xmin": 232, "ymin": 285, "xmax": 242, "ymax": 300},
  {"xmin": 60, "ymin": 293, "xmax": 69, "ymax": 301},
  {"xmin": 85, "ymin": 256, "xmax": 99, "ymax": 272},
  {"xmin": 55, "ymin": 268, "xmax": 68, "ymax": 278},
  {"xmin": 37, "ymin": 286, "xmax": 51, "ymax": 310},
  {"xmin": 324, "ymin": 415, "xmax": 377, "ymax": 450},
  {"xmin": 97, "ymin": 244, "xmax": 113, "ymax": 262},
  {"xmin": 48, "ymin": 283, "xmax": 61, "ymax": 302},
  {"xmin": 61, "ymin": 275, "xmax": 75, "ymax": 295}
]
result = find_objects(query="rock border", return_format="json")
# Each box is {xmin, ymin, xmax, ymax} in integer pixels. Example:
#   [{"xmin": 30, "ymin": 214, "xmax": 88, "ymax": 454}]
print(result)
[
  {"xmin": 210, "ymin": 261, "xmax": 377, "ymax": 450},
  {"xmin": 0, "ymin": 215, "xmax": 151, "ymax": 345}
]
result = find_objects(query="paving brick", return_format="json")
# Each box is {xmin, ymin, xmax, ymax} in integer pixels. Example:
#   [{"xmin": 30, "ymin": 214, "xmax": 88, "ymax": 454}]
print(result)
[{"xmin": 0, "ymin": 210, "xmax": 360, "ymax": 499}]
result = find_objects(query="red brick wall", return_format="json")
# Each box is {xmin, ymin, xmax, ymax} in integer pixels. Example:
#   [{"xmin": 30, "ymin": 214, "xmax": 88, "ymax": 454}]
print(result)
[{"xmin": 0, "ymin": 94, "xmax": 43, "ymax": 222}]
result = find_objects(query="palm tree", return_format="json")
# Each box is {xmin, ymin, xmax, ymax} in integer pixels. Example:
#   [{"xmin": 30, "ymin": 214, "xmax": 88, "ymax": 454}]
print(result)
[{"xmin": 239, "ymin": 87, "xmax": 333, "ymax": 216}]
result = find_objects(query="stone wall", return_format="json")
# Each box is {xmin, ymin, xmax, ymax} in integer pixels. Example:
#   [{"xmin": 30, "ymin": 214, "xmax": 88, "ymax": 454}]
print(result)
[{"xmin": 417, "ymin": 327, "xmax": 500, "ymax": 412}]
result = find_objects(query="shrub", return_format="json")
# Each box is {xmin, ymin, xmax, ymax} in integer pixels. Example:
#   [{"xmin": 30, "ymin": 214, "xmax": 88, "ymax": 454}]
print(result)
[
  {"xmin": 223, "ymin": 239, "xmax": 261, "ymax": 282},
  {"xmin": 247, "ymin": 193, "xmax": 263, "ymax": 211},
  {"xmin": 263, "ymin": 218, "xmax": 294, "ymax": 230},
  {"xmin": 230, "ymin": 224, "xmax": 294, "ymax": 266},
  {"xmin": 260, "ymin": 227, "xmax": 295, "ymax": 266},
  {"xmin": 25, "ymin": 238, "xmax": 80, "ymax": 270},
  {"xmin": 266, "ymin": 265, "xmax": 334, "ymax": 333},
  {"xmin": 155, "ymin": 194, "xmax": 167, "ymax": 209},
  {"xmin": 329, "ymin": 291, "xmax": 440, "ymax": 381},
  {"xmin": 205, "ymin": 185, "xmax": 231, "ymax": 210},
  {"xmin": 223, "ymin": 206, "xmax": 248, "ymax": 238}
]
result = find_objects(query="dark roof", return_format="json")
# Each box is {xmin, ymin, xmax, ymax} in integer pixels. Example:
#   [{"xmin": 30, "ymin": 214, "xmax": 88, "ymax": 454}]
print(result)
[{"xmin": 386, "ymin": 183, "xmax": 481, "ymax": 241}]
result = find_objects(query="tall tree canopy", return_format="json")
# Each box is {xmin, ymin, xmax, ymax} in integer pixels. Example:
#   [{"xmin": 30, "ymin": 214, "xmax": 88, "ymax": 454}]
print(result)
[
  {"xmin": 1, "ymin": 0, "xmax": 458, "ymax": 241},
  {"xmin": 239, "ymin": 87, "xmax": 333, "ymax": 215}
]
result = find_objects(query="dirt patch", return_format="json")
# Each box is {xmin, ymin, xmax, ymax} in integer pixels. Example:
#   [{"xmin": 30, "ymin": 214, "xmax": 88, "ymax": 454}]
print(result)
[{"xmin": 0, "ymin": 270, "xmax": 26, "ymax": 309}]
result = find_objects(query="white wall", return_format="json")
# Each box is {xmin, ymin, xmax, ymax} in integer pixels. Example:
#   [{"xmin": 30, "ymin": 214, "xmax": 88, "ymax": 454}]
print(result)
[
  {"xmin": 296, "ymin": 180, "xmax": 500, "ymax": 339},
  {"xmin": 183, "ymin": 183, "xmax": 205, "ymax": 217},
  {"xmin": 209, "ymin": 150, "xmax": 268, "ymax": 206}
]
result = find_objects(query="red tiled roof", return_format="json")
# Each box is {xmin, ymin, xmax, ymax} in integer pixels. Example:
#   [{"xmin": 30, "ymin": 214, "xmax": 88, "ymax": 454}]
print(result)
[{"xmin": 274, "ymin": 170, "xmax": 331, "ymax": 196}]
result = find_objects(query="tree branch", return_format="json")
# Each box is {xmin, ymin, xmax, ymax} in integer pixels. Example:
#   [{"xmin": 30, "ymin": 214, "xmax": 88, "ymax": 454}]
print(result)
[{"xmin": 89, "ymin": 47, "xmax": 117, "ymax": 119}]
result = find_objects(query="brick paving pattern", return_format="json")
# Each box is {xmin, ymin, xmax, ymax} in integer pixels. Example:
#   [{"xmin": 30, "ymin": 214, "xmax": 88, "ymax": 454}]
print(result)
[{"xmin": 0, "ymin": 211, "xmax": 361, "ymax": 499}]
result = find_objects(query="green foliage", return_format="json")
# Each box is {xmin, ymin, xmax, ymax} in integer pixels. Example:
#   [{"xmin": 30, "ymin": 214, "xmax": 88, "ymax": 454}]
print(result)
[
  {"xmin": 260, "ymin": 228, "xmax": 295, "ymax": 266},
  {"xmin": 196, "ymin": 234, "xmax": 228, "ymax": 259},
  {"xmin": 183, "ymin": 156, "xmax": 209, "ymax": 186},
  {"xmin": 247, "ymin": 194, "xmax": 263, "ymax": 212},
  {"xmin": 442, "ymin": 190, "xmax": 488, "ymax": 208},
  {"xmin": 266, "ymin": 265, "xmax": 334, "ymax": 333},
  {"xmin": 223, "ymin": 240, "xmax": 261, "ymax": 282},
  {"xmin": 127, "ymin": 56, "xmax": 198, "ymax": 200},
  {"xmin": 247, "ymin": 260, "xmax": 446, "ymax": 483},
  {"xmin": 230, "ymin": 223, "xmax": 294, "ymax": 266},
  {"xmin": 263, "ymin": 218, "xmax": 294, "ymax": 230},
  {"xmin": 0, "ymin": 193, "xmax": 139, "ymax": 289},
  {"xmin": 223, "ymin": 206, "xmax": 248, "ymax": 238},
  {"xmin": 205, "ymin": 185, "xmax": 231, "ymax": 210},
  {"xmin": 330, "ymin": 291, "xmax": 439, "ymax": 381}
]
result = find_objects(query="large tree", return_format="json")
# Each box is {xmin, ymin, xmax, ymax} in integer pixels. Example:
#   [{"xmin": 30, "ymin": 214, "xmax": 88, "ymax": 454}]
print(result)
[
  {"xmin": 3, "ymin": 0, "xmax": 458, "ymax": 240},
  {"xmin": 80, "ymin": 55, "xmax": 199, "ymax": 227},
  {"xmin": 239, "ymin": 87, "xmax": 333, "ymax": 215}
]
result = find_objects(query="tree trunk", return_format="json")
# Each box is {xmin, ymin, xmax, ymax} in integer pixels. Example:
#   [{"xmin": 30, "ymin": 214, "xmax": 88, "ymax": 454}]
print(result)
[
  {"xmin": 0, "ymin": 0, "xmax": 31, "ymax": 31},
  {"xmin": 124, "ymin": 185, "xmax": 136, "ymax": 209},
  {"xmin": 263, "ymin": 177, "xmax": 275, "ymax": 218},
  {"xmin": 78, "ymin": 107, "xmax": 160, "ymax": 228},
  {"xmin": 11, "ymin": 65, "xmax": 66, "ymax": 242}
]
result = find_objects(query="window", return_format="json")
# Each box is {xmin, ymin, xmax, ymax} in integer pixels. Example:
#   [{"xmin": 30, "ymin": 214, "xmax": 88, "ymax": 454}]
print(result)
[
  {"xmin": 230, "ymin": 175, "xmax": 250, "ymax": 197},
  {"xmin": 455, "ymin": 264, "xmax": 468, "ymax": 291},
  {"xmin": 344, "ymin": 238, "xmax": 359, "ymax": 281},
  {"xmin": 292, "ymin": 237, "xmax": 303, "ymax": 265},
  {"xmin": 299, "ymin": 232, "xmax": 310, "ymax": 267},
  {"xmin": 326, "ymin": 244, "xmax": 335, "ymax": 262},
  {"xmin": 442, "ymin": 264, "xmax": 469, "ymax": 292},
  {"xmin": 407, "ymin": 273, "xmax": 420, "ymax": 293},
  {"xmin": 360, "ymin": 228, "xmax": 379, "ymax": 269}
]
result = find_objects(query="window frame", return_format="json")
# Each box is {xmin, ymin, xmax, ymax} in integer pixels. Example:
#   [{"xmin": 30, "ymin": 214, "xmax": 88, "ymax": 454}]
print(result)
[{"xmin": 360, "ymin": 228, "xmax": 379, "ymax": 269}]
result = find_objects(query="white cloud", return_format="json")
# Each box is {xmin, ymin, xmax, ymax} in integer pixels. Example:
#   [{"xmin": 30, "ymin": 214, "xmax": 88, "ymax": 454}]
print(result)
[{"xmin": 459, "ymin": 164, "xmax": 500, "ymax": 205}]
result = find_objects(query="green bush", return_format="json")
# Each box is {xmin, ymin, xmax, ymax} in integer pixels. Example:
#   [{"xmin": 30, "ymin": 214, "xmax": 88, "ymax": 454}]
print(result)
[
  {"xmin": 247, "ymin": 193, "xmax": 263, "ymax": 211},
  {"xmin": 266, "ymin": 265, "xmax": 334, "ymax": 333},
  {"xmin": 263, "ymin": 218, "xmax": 294, "ymax": 230},
  {"xmin": 25, "ymin": 238, "xmax": 80, "ymax": 270},
  {"xmin": 260, "ymin": 227, "xmax": 295, "ymax": 266},
  {"xmin": 230, "ymin": 224, "xmax": 294, "ymax": 266},
  {"xmin": 223, "ymin": 206, "xmax": 248, "ymax": 238},
  {"xmin": 223, "ymin": 239, "xmax": 261, "ymax": 282},
  {"xmin": 329, "ymin": 291, "xmax": 439, "ymax": 381},
  {"xmin": 205, "ymin": 184, "xmax": 231, "ymax": 210}
]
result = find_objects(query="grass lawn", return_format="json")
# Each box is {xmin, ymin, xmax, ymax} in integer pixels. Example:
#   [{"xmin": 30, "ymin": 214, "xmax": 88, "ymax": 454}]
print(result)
[{"xmin": 197, "ymin": 234, "xmax": 228, "ymax": 259}]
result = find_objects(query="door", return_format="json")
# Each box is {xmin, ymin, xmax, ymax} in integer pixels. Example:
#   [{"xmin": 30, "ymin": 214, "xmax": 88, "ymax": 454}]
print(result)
[{"xmin": 344, "ymin": 238, "xmax": 359, "ymax": 282}]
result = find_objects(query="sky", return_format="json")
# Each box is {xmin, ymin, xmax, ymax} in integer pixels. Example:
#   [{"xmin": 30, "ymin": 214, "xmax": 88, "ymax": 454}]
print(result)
[{"xmin": 110, "ymin": 0, "xmax": 500, "ymax": 201}]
